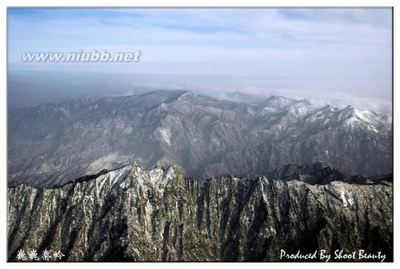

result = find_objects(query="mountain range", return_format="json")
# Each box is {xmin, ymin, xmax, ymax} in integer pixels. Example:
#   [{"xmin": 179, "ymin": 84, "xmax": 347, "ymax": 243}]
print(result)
[
  {"xmin": 7, "ymin": 90, "xmax": 393, "ymax": 262},
  {"xmin": 8, "ymin": 90, "xmax": 392, "ymax": 187},
  {"xmin": 8, "ymin": 162, "xmax": 393, "ymax": 262}
]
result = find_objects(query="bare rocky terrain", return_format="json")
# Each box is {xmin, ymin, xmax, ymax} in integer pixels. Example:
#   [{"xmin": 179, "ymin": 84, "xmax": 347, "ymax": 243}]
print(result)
[
  {"xmin": 8, "ymin": 162, "xmax": 392, "ymax": 262},
  {"xmin": 8, "ymin": 90, "xmax": 392, "ymax": 187},
  {"xmin": 7, "ymin": 90, "xmax": 392, "ymax": 262}
]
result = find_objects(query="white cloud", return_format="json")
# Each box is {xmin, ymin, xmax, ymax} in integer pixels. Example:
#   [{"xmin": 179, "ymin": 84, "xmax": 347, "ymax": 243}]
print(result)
[{"xmin": 8, "ymin": 8, "xmax": 392, "ymax": 102}]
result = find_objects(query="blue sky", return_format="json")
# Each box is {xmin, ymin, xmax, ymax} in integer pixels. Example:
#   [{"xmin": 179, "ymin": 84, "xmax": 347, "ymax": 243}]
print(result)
[{"xmin": 8, "ymin": 8, "xmax": 392, "ymax": 101}]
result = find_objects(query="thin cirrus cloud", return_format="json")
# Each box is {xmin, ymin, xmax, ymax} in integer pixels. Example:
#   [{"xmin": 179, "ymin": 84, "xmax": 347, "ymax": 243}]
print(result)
[{"xmin": 7, "ymin": 8, "xmax": 392, "ymax": 101}]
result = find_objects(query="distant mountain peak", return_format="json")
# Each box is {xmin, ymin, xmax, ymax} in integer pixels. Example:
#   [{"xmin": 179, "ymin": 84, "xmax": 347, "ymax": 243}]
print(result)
[
  {"xmin": 8, "ymin": 90, "xmax": 392, "ymax": 187},
  {"xmin": 176, "ymin": 90, "xmax": 199, "ymax": 102}
]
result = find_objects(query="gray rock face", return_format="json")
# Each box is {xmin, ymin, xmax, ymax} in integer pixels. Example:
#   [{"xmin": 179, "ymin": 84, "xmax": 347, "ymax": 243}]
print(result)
[
  {"xmin": 8, "ymin": 163, "xmax": 392, "ymax": 262},
  {"xmin": 8, "ymin": 90, "xmax": 392, "ymax": 187}
]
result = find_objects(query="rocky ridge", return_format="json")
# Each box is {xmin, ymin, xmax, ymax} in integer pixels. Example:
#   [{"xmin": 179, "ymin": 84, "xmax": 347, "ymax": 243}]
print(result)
[
  {"xmin": 8, "ymin": 90, "xmax": 392, "ymax": 187},
  {"xmin": 8, "ymin": 162, "xmax": 393, "ymax": 262}
]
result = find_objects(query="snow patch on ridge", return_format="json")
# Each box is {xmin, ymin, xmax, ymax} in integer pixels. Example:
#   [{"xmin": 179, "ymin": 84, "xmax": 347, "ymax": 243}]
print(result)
[{"xmin": 158, "ymin": 128, "xmax": 171, "ymax": 146}]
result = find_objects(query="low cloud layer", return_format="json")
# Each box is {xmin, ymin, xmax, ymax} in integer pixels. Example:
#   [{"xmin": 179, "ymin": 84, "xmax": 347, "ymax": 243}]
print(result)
[{"xmin": 8, "ymin": 8, "xmax": 392, "ymax": 104}]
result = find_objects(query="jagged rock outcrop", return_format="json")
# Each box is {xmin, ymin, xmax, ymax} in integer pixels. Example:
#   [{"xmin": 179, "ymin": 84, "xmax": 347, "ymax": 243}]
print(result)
[{"xmin": 8, "ymin": 163, "xmax": 392, "ymax": 262}]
